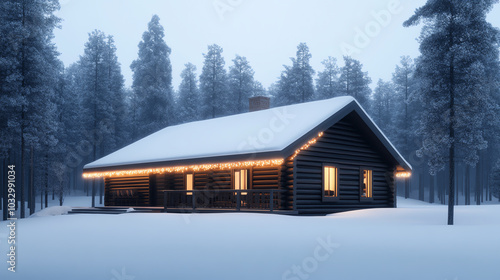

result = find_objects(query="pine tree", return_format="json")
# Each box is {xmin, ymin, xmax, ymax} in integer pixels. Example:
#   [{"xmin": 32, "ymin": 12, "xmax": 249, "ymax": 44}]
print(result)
[
  {"xmin": 404, "ymin": 0, "xmax": 500, "ymax": 225},
  {"xmin": 371, "ymin": 79, "xmax": 396, "ymax": 134},
  {"xmin": 274, "ymin": 65, "xmax": 294, "ymax": 106},
  {"xmin": 316, "ymin": 56, "xmax": 340, "ymax": 100},
  {"xmin": 102, "ymin": 35, "xmax": 126, "ymax": 152},
  {"xmin": 177, "ymin": 63, "xmax": 200, "ymax": 123},
  {"xmin": 339, "ymin": 56, "xmax": 372, "ymax": 107},
  {"xmin": 0, "ymin": 0, "xmax": 61, "ymax": 217},
  {"xmin": 293, "ymin": 43, "xmax": 315, "ymax": 103},
  {"xmin": 392, "ymin": 56, "xmax": 419, "ymax": 200},
  {"xmin": 200, "ymin": 44, "xmax": 229, "ymax": 119},
  {"xmin": 392, "ymin": 56, "xmax": 418, "ymax": 154},
  {"xmin": 252, "ymin": 81, "xmax": 266, "ymax": 97},
  {"xmin": 229, "ymin": 55, "xmax": 255, "ymax": 113},
  {"xmin": 79, "ymin": 30, "xmax": 123, "ymax": 207},
  {"xmin": 490, "ymin": 160, "xmax": 500, "ymax": 200},
  {"xmin": 131, "ymin": 14, "xmax": 174, "ymax": 136},
  {"xmin": 275, "ymin": 43, "xmax": 315, "ymax": 105}
]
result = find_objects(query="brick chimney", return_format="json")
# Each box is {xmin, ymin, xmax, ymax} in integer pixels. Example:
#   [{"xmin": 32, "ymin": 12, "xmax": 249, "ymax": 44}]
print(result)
[{"xmin": 249, "ymin": 96, "xmax": 270, "ymax": 112}]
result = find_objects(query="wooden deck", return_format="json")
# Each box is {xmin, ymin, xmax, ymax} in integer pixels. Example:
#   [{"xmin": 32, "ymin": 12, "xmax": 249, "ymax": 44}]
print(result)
[
  {"xmin": 67, "ymin": 206, "xmax": 296, "ymax": 215},
  {"xmin": 163, "ymin": 189, "xmax": 288, "ymax": 213}
]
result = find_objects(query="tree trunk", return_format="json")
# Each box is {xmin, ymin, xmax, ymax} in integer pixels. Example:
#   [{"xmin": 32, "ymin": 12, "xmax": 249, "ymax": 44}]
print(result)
[
  {"xmin": 465, "ymin": 165, "xmax": 470, "ymax": 205},
  {"xmin": 29, "ymin": 146, "xmax": 34, "ymax": 215},
  {"xmin": 429, "ymin": 175, "xmax": 435, "ymax": 204},
  {"xmin": 0, "ymin": 158, "xmax": 3, "ymax": 212},
  {"xmin": 475, "ymin": 160, "xmax": 481, "ymax": 205},
  {"xmin": 419, "ymin": 172, "xmax": 424, "ymax": 201},
  {"xmin": 59, "ymin": 182, "xmax": 64, "ymax": 206},
  {"xmin": 44, "ymin": 152, "xmax": 49, "ymax": 208},
  {"xmin": 447, "ymin": 3, "xmax": 456, "ymax": 226},
  {"xmin": 455, "ymin": 166, "xmax": 459, "ymax": 205}
]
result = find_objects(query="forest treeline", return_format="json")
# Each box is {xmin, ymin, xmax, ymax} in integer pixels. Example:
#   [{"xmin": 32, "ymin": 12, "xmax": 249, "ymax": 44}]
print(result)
[{"xmin": 1, "ymin": 0, "xmax": 500, "ymax": 220}]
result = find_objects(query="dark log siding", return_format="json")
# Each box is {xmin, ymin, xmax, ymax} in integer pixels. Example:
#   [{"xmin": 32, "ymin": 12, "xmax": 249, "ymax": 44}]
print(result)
[
  {"xmin": 282, "ymin": 158, "xmax": 295, "ymax": 211},
  {"xmin": 294, "ymin": 115, "xmax": 395, "ymax": 214},
  {"xmin": 104, "ymin": 166, "xmax": 285, "ymax": 208},
  {"xmin": 104, "ymin": 176, "xmax": 150, "ymax": 206}
]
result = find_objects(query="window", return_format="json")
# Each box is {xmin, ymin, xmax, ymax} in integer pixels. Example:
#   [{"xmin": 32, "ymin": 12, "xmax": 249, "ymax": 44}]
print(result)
[
  {"xmin": 323, "ymin": 166, "xmax": 338, "ymax": 198},
  {"xmin": 186, "ymin": 173, "xmax": 193, "ymax": 195},
  {"xmin": 234, "ymin": 170, "xmax": 248, "ymax": 195},
  {"xmin": 361, "ymin": 169, "xmax": 373, "ymax": 199}
]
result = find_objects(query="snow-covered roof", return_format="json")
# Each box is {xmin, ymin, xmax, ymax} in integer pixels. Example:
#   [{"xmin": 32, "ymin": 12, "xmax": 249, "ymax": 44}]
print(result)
[{"xmin": 84, "ymin": 96, "xmax": 411, "ymax": 171}]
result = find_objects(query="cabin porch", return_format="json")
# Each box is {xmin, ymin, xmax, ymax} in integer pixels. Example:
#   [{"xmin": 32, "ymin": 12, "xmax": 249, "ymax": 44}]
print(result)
[{"xmin": 163, "ymin": 189, "xmax": 288, "ymax": 213}]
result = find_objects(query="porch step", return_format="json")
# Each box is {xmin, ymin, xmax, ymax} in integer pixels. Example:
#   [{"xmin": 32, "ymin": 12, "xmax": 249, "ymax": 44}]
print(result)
[
  {"xmin": 68, "ymin": 208, "xmax": 127, "ymax": 215},
  {"xmin": 68, "ymin": 207, "xmax": 161, "ymax": 215}
]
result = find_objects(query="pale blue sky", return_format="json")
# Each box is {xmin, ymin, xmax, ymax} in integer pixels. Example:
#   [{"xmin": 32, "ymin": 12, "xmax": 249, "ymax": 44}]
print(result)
[{"xmin": 54, "ymin": 0, "xmax": 500, "ymax": 90}]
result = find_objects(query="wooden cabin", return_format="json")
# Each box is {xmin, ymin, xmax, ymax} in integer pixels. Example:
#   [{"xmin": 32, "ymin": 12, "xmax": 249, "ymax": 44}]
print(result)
[{"xmin": 83, "ymin": 96, "xmax": 411, "ymax": 215}]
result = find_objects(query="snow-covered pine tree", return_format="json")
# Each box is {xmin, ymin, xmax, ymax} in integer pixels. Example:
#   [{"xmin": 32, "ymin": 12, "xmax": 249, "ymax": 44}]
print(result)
[
  {"xmin": 0, "ymin": 0, "xmax": 61, "ymax": 217},
  {"xmin": 0, "ymin": 0, "xmax": 22, "ymax": 162},
  {"xmin": 316, "ymin": 57, "xmax": 340, "ymax": 100},
  {"xmin": 252, "ymin": 81, "xmax": 267, "ymax": 97},
  {"xmin": 392, "ymin": 56, "xmax": 418, "ymax": 153},
  {"xmin": 229, "ymin": 55, "xmax": 255, "ymax": 113},
  {"xmin": 404, "ymin": 0, "xmax": 500, "ymax": 225},
  {"xmin": 274, "ymin": 65, "xmax": 294, "ymax": 106},
  {"xmin": 102, "ymin": 35, "xmax": 126, "ymax": 154},
  {"xmin": 200, "ymin": 44, "xmax": 229, "ymax": 119},
  {"xmin": 371, "ymin": 79, "xmax": 396, "ymax": 135},
  {"xmin": 177, "ymin": 63, "xmax": 200, "ymax": 124},
  {"xmin": 131, "ymin": 14, "xmax": 174, "ymax": 136},
  {"xmin": 125, "ymin": 88, "xmax": 141, "ymax": 141},
  {"xmin": 392, "ymin": 56, "xmax": 419, "ymax": 200},
  {"xmin": 339, "ymin": 56, "xmax": 372, "ymax": 107},
  {"xmin": 79, "ymin": 30, "xmax": 122, "ymax": 207},
  {"xmin": 275, "ymin": 43, "xmax": 315, "ymax": 105},
  {"xmin": 292, "ymin": 43, "xmax": 315, "ymax": 103}
]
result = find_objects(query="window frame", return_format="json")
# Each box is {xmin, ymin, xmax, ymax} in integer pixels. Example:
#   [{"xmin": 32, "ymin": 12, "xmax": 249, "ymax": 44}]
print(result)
[
  {"xmin": 322, "ymin": 164, "xmax": 340, "ymax": 202},
  {"xmin": 360, "ymin": 167, "xmax": 373, "ymax": 201},
  {"xmin": 185, "ymin": 173, "xmax": 194, "ymax": 195},
  {"xmin": 234, "ymin": 169, "xmax": 249, "ymax": 195}
]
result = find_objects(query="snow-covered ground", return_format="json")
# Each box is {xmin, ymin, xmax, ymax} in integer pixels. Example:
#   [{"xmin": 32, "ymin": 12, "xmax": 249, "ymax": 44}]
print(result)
[{"xmin": 1, "ymin": 197, "xmax": 499, "ymax": 280}]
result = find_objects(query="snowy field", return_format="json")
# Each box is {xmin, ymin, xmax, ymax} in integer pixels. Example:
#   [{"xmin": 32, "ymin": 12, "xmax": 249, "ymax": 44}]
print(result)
[{"xmin": 1, "ymin": 197, "xmax": 499, "ymax": 280}]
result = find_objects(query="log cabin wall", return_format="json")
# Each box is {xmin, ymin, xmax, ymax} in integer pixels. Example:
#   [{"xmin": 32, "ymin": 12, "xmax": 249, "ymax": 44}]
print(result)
[
  {"xmin": 104, "ymin": 175, "xmax": 150, "ymax": 206},
  {"xmin": 151, "ymin": 167, "xmax": 284, "ymax": 207},
  {"xmin": 294, "ymin": 113, "xmax": 395, "ymax": 215},
  {"xmin": 282, "ymin": 158, "xmax": 295, "ymax": 211}
]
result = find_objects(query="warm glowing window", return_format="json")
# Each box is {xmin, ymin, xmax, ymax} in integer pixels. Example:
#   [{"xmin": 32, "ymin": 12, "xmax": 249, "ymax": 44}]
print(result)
[
  {"xmin": 361, "ymin": 170, "xmax": 373, "ymax": 198},
  {"xmin": 186, "ymin": 173, "xmax": 193, "ymax": 195},
  {"xmin": 323, "ymin": 166, "xmax": 338, "ymax": 197},
  {"xmin": 234, "ymin": 170, "xmax": 248, "ymax": 194}
]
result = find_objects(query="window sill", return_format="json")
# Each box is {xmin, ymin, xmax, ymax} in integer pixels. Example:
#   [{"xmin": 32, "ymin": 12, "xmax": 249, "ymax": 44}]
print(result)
[{"xmin": 322, "ymin": 196, "xmax": 340, "ymax": 202}]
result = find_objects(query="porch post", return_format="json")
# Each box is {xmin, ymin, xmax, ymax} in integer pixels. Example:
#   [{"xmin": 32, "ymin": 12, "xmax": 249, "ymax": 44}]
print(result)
[
  {"xmin": 270, "ymin": 190, "xmax": 274, "ymax": 212},
  {"xmin": 163, "ymin": 191, "xmax": 168, "ymax": 212},
  {"xmin": 236, "ymin": 190, "xmax": 241, "ymax": 211},
  {"xmin": 192, "ymin": 191, "xmax": 196, "ymax": 212}
]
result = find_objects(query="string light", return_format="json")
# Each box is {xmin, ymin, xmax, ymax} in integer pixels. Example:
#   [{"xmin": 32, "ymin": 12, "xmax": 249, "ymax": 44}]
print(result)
[
  {"xmin": 290, "ymin": 132, "xmax": 324, "ymax": 160},
  {"xmin": 395, "ymin": 171, "xmax": 412, "ymax": 178},
  {"xmin": 83, "ymin": 159, "xmax": 285, "ymax": 178}
]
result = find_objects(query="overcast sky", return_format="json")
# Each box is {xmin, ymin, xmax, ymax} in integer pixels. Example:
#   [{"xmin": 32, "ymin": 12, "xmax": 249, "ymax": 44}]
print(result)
[{"xmin": 53, "ymin": 0, "xmax": 500, "ymax": 90}]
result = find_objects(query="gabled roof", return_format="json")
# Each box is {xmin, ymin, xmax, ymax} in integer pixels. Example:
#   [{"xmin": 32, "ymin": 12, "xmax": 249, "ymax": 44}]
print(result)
[{"xmin": 84, "ymin": 96, "xmax": 411, "ymax": 172}]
